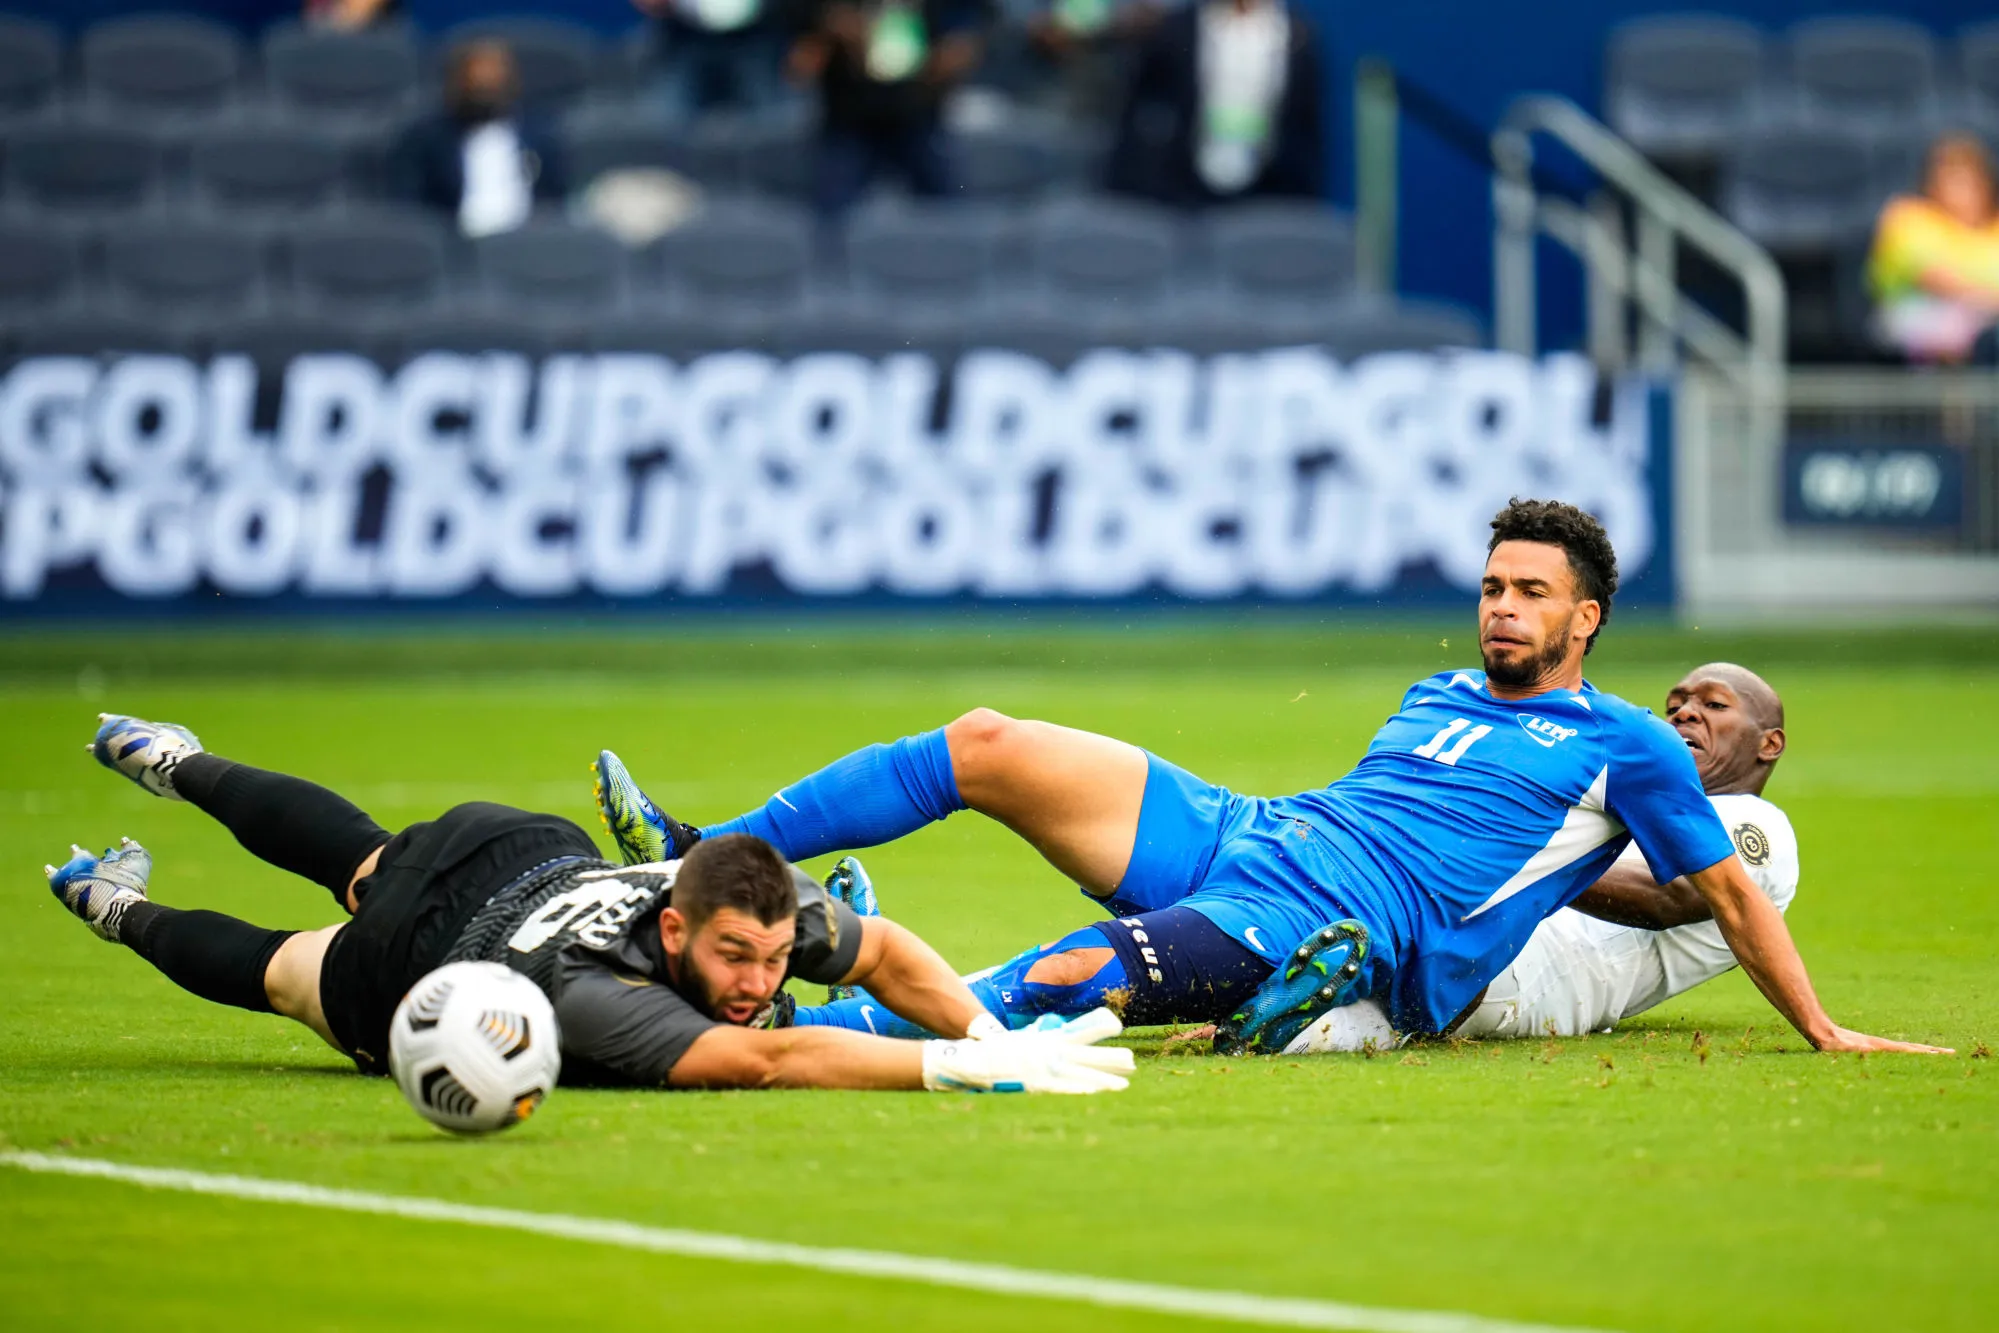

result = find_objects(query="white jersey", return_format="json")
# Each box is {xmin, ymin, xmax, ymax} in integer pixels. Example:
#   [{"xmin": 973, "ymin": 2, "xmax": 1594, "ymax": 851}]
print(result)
[
  {"xmin": 1458, "ymin": 792, "xmax": 1798, "ymax": 1039},
  {"xmin": 1290, "ymin": 792, "xmax": 1798, "ymax": 1052}
]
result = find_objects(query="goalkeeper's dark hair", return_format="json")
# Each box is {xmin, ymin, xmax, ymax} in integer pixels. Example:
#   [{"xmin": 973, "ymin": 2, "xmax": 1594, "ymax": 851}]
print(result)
[
  {"xmin": 1487, "ymin": 498, "xmax": 1618, "ymax": 655},
  {"xmin": 673, "ymin": 833, "xmax": 797, "ymax": 930}
]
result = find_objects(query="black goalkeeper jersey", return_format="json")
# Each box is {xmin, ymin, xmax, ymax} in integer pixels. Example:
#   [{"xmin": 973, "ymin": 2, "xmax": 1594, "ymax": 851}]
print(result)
[{"xmin": 448, "ymin": 859, "xmax": 864, "ymax": 1086}]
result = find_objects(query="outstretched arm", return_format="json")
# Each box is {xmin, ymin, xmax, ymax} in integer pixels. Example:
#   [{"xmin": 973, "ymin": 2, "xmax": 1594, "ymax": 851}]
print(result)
[
  {"xmin": 1686, "ymin": 856, "xmax": 1951, "ymax": 1054},
  {"xmin": 841, "ymin": 916, "xmax": 989, "ymax": 1040},
  {"xmin": 670, "ymin": 1024, "xmax": 925, "ymax": 1090}
]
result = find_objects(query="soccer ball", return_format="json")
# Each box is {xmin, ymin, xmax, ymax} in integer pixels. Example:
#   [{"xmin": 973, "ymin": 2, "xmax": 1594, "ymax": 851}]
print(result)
[{"xmin": 389, "ymin": 961, "xmax": 561, "ymax": 1135}]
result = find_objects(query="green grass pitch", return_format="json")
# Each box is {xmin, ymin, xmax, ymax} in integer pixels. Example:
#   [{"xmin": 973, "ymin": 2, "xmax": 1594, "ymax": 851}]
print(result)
[{"xmin": 1, "ymin": 619, "xmax": 1995, "ymax": 1332}]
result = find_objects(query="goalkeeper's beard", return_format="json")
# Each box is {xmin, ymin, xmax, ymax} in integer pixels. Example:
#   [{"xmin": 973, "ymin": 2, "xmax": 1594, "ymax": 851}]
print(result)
[{"xmin": 1481, "ymin": 613, "xmax": 1575, "ymax": 689}]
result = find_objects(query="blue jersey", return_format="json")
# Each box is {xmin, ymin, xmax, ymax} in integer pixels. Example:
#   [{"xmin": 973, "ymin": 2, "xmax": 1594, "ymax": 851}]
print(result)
[{"xmin": 1276, "ymin": 670, "xmax": 1736, "ymax": 1032}]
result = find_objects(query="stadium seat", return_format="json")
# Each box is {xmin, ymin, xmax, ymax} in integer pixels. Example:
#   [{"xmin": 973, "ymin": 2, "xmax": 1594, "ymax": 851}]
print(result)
[
  {"xmin": 0, "ymin": 217, "xmax": 82, "ymax": 318},
  {"xmin": 78, "ymin": 15, "xmax": 245, "ymax": 117},
  {"xmin": 1028, "ymin": 198, "xmax": 1181, "ymax": 309},
  {"xmin": 955, "ymin": 125, "xmax": 1061, "ymax": 201},
  {"xmin": 385, "ymin": 309, "xmax": 554, "ymax": 362},
  {"xmin": 957, "ymin": 300, "xmax": 1096, "ymax": 367},
  {"xmin": 4, "ymin": 121, "xmax": 162, "ymax": 212},
  {"xmin": 1311, "ymin": 296, "xmax": 1486, "ymax": 359},
  {"xmin": 1605, "ymin": 15, "xmax": 1766, "ymax": 165},
  {"xmin": 1204, "ymin": 203, "xmax": 1358, "ymax": 305},
  {"xmin": 732, "ymin": 115, "xmax": 817, "ymax": 201},
  {"xmin": 103, "ymin": 219, "xmax": 268, "ymax": 316},
  {"xmin": 563, "ymin": 118, "xmax": 702, "ymax": 193},
  {"xmin": 1786, "ymin": 17, "xmax": 1939, "ymax": 138},
  {"xmin": 776, "ymin": 299, "xmax": 918, "ymax": 357},
  {"xmin": 846, "ymin": 203, "xmax": 998, "ymax": 304},
  {"xmin": 11, "ymin": 306, "xmax": 189, "ymax": 359},
  {"xmin": 286, "ymin": 210, "xmax": 451, "ymax": 312},
  {"xmin": 260, "ymin": 21, "xmax": 422, "ymax": 123},
  {"xmin": 189, "ymin": 124, "xmax": 347, "ymax": 215},
  {"xmin": 439, "ymin": 18, "xmax": 600, "ymax": 111},
  {"xmin": 590, "ymin": 309, "xmax": 780, "ymax": 358},
  {"xmin": 205, "ymin": 309, "xmax": 378, "ymax": 369},
  {"xmin": 0, "ymin": 15, "xmax": 60, "ymax": 117},
  {"xmin": 474, "ymin": 221, "xmax": 630, "ymax": 310},
  {"xmin": 655, "ymin": 199, "xmax": 814, "ymax": 306},
  {"xmin": 1720, "ymin": 124, "xmax": 1876, "ymax": 255},
  {"xmin": 1957, "ymin": 22, "xmax": 1999, "ymax": 124}
]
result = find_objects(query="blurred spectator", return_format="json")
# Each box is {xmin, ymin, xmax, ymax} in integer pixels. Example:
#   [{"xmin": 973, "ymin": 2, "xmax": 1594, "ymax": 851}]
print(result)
[
  {"xmin": 302, "ymin": 0, "xmax": 401, "ymax": 30},
  {"xmin": 1869, "ymin": 132, "xmax": 1999, "ymax": 363},
  {"xmin": 1018, "ymin": 0, "xmax": 1158, "ymax": 125},
  {"xmin": 790, "ymin": 0, "xmax": 989, "ymax": 221},
  {"xmin": 634, "ymin": 0, "xmax": 787, "ymax": 122},
  {"xmin": 1105, "ymin": 0, "xmax": 1324, "ymax": 208},
  {"xmin": 388, "ymin": 40, "xmax": 569, "ymax": 239}
]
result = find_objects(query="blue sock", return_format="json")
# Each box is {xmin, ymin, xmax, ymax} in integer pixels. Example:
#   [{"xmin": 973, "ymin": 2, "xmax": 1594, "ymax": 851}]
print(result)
[
  {"xmin": 701, "ymin": 729, "xmax": 963, "ymax": 862},
  {"xmin": 791, "ymin": 925, "xmax": 1126, "ymax": 1036}
]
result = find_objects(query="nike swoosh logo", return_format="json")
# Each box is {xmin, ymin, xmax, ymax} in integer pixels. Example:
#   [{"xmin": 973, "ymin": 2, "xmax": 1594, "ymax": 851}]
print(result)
[
  {"xmin": 1244, "ymin": 927, "xmax": 1266, "ymax": 953},
  {"xmin": 859, "ymin": 1005, "xmax": 878, "ymax": 1034}
]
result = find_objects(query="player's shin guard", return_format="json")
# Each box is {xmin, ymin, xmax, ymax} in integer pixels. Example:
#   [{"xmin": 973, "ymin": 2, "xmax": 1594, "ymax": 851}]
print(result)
[
  {"xmin": 1213, "ymin": 920, "xmax": 1370, "ymax": 1056},
  {"xmin": 172, "ymin": 755, "xmax": 390, "ymax": 904},
  {"xmin": 699, "ymin": 729, "xmax": 963, "ymax": 862},
  {"xmin": 116, "ymin": 902, "xmax": 294, "ymax": 1014}
]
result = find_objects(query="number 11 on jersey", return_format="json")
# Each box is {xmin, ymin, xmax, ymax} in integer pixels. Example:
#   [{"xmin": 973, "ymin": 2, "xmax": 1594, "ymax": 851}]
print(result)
[{"xmin": 1414, "ymin": 718, "xmax": 1493, "ymax": 766}]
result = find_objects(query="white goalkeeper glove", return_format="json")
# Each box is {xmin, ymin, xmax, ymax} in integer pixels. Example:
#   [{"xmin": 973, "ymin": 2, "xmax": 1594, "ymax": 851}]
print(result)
[{"xmin": 921, "ymin": 1007, "xmax": 1136, "ymax": 1094}]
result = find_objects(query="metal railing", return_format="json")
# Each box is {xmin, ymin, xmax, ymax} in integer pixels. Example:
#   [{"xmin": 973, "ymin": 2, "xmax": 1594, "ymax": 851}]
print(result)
[{"xmin": 1491, "ymin": 96, "xmax": 1786, "ymax": 395}]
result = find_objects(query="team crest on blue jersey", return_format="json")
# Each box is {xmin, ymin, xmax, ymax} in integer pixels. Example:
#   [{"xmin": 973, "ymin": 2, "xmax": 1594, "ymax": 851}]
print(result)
[{"xmin": 1516, "ymin": 714, "xmax": 1579, "ymax": 748}]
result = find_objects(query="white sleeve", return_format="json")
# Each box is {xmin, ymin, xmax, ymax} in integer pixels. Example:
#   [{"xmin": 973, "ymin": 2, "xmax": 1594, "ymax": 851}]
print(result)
[{"xmin": 1706, "ymin": 793, "xmax": 1799, "ymax": 913}]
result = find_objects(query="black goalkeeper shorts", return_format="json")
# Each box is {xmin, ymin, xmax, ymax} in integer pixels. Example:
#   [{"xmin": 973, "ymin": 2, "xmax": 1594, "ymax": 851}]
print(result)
[{"xmin": 318, "ymin": 802, "xmax": 599, "ymax": 1074}]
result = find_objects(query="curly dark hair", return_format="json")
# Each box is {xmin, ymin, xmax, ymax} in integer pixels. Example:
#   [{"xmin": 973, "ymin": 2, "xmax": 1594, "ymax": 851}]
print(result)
[{"xmin": 1487, "ymin": 498, "xmax": 1618, "ymax": 654}]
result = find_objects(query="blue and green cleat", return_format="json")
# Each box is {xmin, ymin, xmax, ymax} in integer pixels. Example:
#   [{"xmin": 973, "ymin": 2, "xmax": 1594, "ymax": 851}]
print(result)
[
  {"xmin": 91, "ymin": 714, "xmax": 203, "ymax": 800},
  {"xmin": 823, "ymin": 856, "xmax": 879, "ymax": 1001},
  {"xmin": 1212, "ymin": 920, "xmax": 1370, "ymax": 1056},
  {"xmin": 592, "ymin": 749, "xmax": 702, "ymax": 867},
  {"xmin": 45, "ymin": 837, "xmax": 153, "ymax": 942}
]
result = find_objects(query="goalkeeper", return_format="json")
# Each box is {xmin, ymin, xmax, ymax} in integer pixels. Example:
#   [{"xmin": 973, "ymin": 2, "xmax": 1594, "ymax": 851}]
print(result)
[{"xmin": 41, "ymin": 714, "xmax": 1133, "ymax": 1095}]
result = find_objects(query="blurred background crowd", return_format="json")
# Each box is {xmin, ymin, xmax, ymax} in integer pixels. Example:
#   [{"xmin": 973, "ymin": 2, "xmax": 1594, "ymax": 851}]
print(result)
[{"xmin": 6, "ymin": 2, "xmax": 1999, "ymax": 370}]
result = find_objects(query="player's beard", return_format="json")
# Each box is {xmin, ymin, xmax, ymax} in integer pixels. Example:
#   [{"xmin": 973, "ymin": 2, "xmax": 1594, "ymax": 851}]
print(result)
[{"xmin": 1482, "ymin": 613, "xmax": 1574, "ymax": 688}]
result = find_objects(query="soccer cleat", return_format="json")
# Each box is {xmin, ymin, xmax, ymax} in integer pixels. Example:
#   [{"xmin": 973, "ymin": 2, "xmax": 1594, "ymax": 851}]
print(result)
[
  {"xmin": 45, "ymin": 836, "xmax": 153, "ymax": 942},
  {"xmin": 823, "ymin": 856, "xmax": 880, "ymax": 1002},
  {"xmin": 1212, "ymin": 920, "xmax": 1370, "ymax": 1057},
  {"xmin": 751, "ymin": 991, "xmax": 796, "ymax": 1030},
  {"xmin": 591, "ymin": 749, "xmax": 701, "ymax": 867},
  {"xmin": 91, "ymin": 713, "xmax": 203, "ymax": 801}
]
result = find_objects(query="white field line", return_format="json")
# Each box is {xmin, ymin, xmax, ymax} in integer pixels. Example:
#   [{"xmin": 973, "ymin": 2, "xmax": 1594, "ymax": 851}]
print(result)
[{"xmin": 1, "ymin": 1151, "xmax": 1622, "ymax": 1333}]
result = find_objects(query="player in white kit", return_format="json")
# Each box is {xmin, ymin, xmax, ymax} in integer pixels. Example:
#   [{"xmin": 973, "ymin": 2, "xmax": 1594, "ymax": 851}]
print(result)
[{"xmin": 1293, "ymin": 662, "xmax": 1795, "ymax": 1050}]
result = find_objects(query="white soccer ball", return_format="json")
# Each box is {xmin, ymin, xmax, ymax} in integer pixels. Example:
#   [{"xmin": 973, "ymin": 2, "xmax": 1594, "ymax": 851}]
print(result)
[{"xmin": 389, "ymin": 961, "xmax": 561, "ymax": 1135}]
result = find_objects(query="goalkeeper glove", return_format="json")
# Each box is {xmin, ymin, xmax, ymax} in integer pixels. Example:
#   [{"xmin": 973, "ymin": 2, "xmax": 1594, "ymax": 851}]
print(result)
[{"xmin": 921, "ymin": 1007, "xmax": 1136, "ymax": 1094}]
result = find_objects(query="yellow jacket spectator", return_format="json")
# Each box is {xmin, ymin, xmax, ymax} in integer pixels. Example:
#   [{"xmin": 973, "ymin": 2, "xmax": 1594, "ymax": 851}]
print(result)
[{"xmin": 1869, "ymin": 133, "xmax": 1999, "ymax": 362}]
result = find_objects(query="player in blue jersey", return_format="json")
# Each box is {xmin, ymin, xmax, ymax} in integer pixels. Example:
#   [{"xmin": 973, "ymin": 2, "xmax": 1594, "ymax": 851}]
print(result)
[{"xmin": 597, "ymin": 499, "xmax": 1948, "ymax": 1057}]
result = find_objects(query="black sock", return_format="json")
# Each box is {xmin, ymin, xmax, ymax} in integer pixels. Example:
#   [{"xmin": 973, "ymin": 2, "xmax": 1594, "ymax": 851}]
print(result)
[
  {"xmin": 173, "ymin": 754, "xmax": 390, "ymax": 903},
  {"xmin": 117, "ymin": 902, "xmax": 294, "ymax": 1014}
]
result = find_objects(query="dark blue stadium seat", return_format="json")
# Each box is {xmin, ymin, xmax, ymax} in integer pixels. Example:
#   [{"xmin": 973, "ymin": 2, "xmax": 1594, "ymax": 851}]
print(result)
[
  {"xmin": 1720, "ymin": 123, "xmax": 1877, "ymax": 255},
  {"xmin": 1028, "ymin": 197, "xmax": 1181, "ymax": 310},
  {"xmin": 0, "ymin": 15, "xmax": 60, "ymax": 117},
  {"xmin": 5, "ymin": 121, "xmax": 163, "ymax": 212},
  {"xmin": 563, "ymin": 117, "xmax": 703, "ymax": 193},
  {"xmin": 286, "ymin": 210, "xmax": 452, "ymax": 312},
  {"xmin": 1787, "ymin": 17, "xmax": 1939, "ymax": 138},
  {"xmin": 79, "ymin": 15, "xmax": 245, "ymax": 117},
  {"xmin": 103, "ymin": 218, "xmax": 268, "ymax": 316},
  {"xmin": 385, "ymin": 309, "xmax": 554, "ymax": 362},
  {"xmin": 189, "ymin": 124, "xmax": 347, "ymax": 215},
  {"xmin": 846, "ymin": 203, "xmax": 998, "ymax": 304},
  {"xmin": 655, "ymin": 199, "xmax": 814, "ymax": 306},
  {"xmin": 260, "ymin": 21, "xmax": 422, "ymax": 123},
  {"xmin": 1311, "ymin": 296, "xmax": 1486, "ymax": 359},
  {"xmin": 12, "ymin": 306, "xmax": 189, "ymax": 359},
  {"xmin": 474, "ymin": 220, "xmax": 629, "ymax": 310},
  {"xmin": 1605, "ymin": 15, "xmax": 1766, "ymax": 164},
  {"xmin": 589, "ymin": 309, "xmax": 780, "ymax": 358},
  {"xmin": 1203, "ymin": 203, "xmax": 1357, "ymax": 305},
  {"xmin": 0, "ymin": 217, "xmax": 82, "ymax": 318},
  {"xmin": 731, "ymin": 115, "xmax": 816, "ymax": 202},
  {"xmin": 955, "ymin": 124, "xmax": 1062, "ymax": 201}
]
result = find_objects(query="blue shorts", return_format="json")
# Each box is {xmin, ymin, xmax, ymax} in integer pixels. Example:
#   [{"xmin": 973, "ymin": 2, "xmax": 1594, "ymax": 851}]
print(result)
[{"xmin": 1100, "ymin": 753, "xmax": 1392, "ymax": 998}]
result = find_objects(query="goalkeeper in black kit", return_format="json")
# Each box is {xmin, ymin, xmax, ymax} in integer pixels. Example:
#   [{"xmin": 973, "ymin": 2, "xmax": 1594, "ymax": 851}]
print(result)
[{"xmin": 41, "ymin": 715, "xmax": 1132, "ymax": 1095}]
